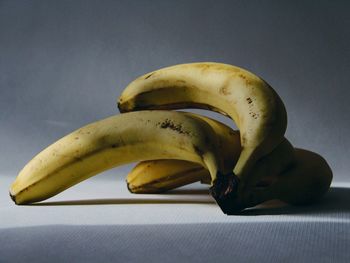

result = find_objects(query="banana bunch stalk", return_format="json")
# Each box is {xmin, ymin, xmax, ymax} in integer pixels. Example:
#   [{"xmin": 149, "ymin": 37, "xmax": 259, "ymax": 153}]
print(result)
[{"xmin": 10, "ymin": 62, "xmax": 333, "ymax": 214}]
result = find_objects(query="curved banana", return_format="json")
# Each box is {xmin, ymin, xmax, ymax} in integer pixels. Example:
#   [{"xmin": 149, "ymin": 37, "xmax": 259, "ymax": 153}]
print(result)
[
  {"xmin": 10, "ymin": 111, "xmax": 230, "ymax": 205},
  {"xmin": 127, "ymin": 150, "xmax": 332, "ymax": 209},
  {"xmin": 127, "ymin": 159, "xmax": 208, "ymax": 194},
  {"xmin": 118, "ymin": 62, "xmax": 287, "ymax": 205}
]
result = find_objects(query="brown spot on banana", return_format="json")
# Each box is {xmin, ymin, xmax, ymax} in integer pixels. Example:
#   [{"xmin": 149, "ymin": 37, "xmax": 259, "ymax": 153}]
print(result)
[
  {"xmin": 144, "ymin": 72, "xmax": 155, "ymax": 80},
  {"xmin": 157, "ymin": 119, "xmax": 192, "ymax": 135}
]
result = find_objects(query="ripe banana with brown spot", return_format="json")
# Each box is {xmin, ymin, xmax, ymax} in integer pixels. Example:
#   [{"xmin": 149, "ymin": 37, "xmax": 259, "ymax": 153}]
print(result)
[
  {"xmin": 118, "ymin": 62, "xmax": 287, "ymax": 209},
  {"xmin": 9, "ymin": 111, "xmax": 232, "ymax": 206}
]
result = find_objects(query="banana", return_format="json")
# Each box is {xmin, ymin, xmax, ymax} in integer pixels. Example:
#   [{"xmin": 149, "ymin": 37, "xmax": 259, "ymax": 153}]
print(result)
[
  {"xmin": 117, "ymin": 62, "xmax": 287, "ymax": 207},
  {"xmin": 127, "ymin": 150, "xmax": 332, "ymax": 209},
  {"xmin": 10, "ymin": 111, "xmax": 231, "ymax": 205},
  {"xmin": 127, "ymin": 159, "xmax": 208, "ymax": 194}
]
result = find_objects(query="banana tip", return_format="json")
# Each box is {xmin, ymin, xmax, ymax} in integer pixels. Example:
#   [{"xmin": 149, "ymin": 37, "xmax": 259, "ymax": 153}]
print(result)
[
  {"xmin": 117, "ymin": 101, "xmax": 124, "ymax": 112},
  {"xmin": 117, "ymin": 100, "xmax": 129, "ymax": 113},
  {"xmin": 9, "ymin": 191, "xmax": 18, "ymax": 205},
  {"xmin": 126, "ymin": 181, "xmax": 135, "ymax": 194}
]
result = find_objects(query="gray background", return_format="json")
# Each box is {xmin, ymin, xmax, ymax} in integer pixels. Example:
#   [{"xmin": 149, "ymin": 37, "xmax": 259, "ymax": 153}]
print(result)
[
  {"xmin": 1, "ymin": 0, "xmax": 349, "ymax": 181},
  {"xmin": 1, "ymin": 2, "xmax": 350, "ymax": 263}
]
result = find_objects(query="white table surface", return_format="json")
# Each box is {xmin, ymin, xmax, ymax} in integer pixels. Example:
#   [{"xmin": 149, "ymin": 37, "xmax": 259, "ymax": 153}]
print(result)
[{"xmin": 1, "ymin": 175, "xmax": 349, "ymax": 262}]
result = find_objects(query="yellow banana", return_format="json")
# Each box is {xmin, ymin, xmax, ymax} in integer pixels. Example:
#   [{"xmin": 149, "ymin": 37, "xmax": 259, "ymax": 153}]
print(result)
[
  {"xmin": 127, "ymin": 159, "xmax": 208, "ymax": 194},
  {"xmin": 10, "ymin": 111, "xmax": 230, "ymax": 205},
  {"xmin": 118, "ymin": 62, "xmax": 287, "ymax": 208}
]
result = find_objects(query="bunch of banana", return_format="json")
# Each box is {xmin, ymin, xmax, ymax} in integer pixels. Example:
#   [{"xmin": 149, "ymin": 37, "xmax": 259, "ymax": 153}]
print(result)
[
  {"xmin": 118, "ymin": 62, "xmax": 331, "ymax": 212},
  {"xmin": 9, "ymin": 62, "xmax": 332, "ymax": 215}
]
